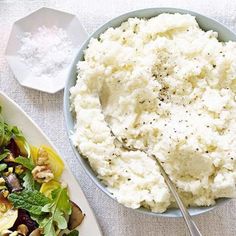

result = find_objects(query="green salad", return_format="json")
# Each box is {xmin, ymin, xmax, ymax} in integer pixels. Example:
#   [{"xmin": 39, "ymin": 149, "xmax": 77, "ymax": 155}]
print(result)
[{"xmin": 0, "ymin": 108, "xmax": 84, "ymax": 236}]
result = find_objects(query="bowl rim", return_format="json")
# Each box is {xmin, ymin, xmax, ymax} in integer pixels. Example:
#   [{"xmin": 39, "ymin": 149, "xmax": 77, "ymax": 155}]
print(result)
[{"xmin": 64, "ymin": 7, "xmax": 235, "ymax": 218}]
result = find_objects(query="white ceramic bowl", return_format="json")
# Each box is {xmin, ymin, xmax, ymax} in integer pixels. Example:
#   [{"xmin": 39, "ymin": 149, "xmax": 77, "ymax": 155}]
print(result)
[
  {"xmin": 64, "ymin": 8, "xmax": 235, "ymax": 217},
  {"xmin": 5, "ymin": 7, "xmax": 88, "ymax": 93}
]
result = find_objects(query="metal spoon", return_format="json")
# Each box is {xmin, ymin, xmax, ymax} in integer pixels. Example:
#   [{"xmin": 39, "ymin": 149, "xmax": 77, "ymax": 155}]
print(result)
[{"xmin": 99, "ymin": 98, "xmax": 202, "ymax": 236}]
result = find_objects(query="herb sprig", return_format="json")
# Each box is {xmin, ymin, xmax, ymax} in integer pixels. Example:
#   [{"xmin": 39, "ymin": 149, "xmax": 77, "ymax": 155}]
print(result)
[{"xmin": 40, "ymin": 187, "xmax": 72, "ymax": 236}]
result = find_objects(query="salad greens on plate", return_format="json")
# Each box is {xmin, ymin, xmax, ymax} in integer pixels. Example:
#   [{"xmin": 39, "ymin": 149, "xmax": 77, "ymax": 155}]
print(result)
[{"xmin": 0, "ymin": 107, "xmax": 84, "ymax": 236}]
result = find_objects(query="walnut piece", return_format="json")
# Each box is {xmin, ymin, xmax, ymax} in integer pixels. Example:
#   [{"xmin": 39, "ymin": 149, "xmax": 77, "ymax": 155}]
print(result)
[
  {"xmin": 32, "ymin": 165, "xmax": 54, "ymax": 183},
  {"xmin": 31, "ymin": 147, "xmax": 54, "ymax": 183},
  {"xmin": 32, "ymin": 166, "xmax": 54, "ymax": 183},
  {"xmin": 37, "ymin": 147, "xmax": 49, "ymax": 165}
]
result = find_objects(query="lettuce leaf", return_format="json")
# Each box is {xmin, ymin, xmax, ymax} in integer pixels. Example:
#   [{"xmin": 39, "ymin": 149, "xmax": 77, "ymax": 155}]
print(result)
[
  {"xmin": 14, "ymin": 156, "xmax": 35, "ymax": 170},
  {"xmin": 40, "ymin": 187, "xmax": 72, "ymax": 236},
  {"xmin": 22, "ymin": 170, "xmax": 40, "ymax": 191},
  {"xmin": 0, "ymin": 163, "xmax": 7, "ymax": 171},
  {"xmin": 12, "ymin": 126, "xmax": 31, "ymax": 158},
  {"xmin": 0, "ymin": 107, "xmax": 31, "ymax": 158},
  {"xmin": 0, "ymin": 149, "xmax": 9, "ymax": 161}
]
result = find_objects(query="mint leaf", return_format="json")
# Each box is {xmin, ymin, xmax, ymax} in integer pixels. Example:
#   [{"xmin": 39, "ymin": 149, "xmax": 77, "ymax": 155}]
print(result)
[
  {"xmin": 23, "ymin": 171, "xmax": 40, "ymax": 191},
  {"xmin": 14, "ymin": 156, "xmax": 34, "ymax": 170},
  {"xmin": 8, "ymin": 190, "xmax": 50, "ymax": 215}
]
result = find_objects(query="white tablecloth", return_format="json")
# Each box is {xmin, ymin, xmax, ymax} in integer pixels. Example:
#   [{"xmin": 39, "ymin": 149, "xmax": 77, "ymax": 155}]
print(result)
[{"xmin": 1, "ymin": 1, "xmax": 236, "ymax": 235}]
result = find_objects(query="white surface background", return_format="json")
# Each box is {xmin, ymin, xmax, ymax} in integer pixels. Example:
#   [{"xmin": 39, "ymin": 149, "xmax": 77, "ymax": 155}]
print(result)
[{"xmin": 1, "ymin": 1, "xmax": 236, "ymax": 235}]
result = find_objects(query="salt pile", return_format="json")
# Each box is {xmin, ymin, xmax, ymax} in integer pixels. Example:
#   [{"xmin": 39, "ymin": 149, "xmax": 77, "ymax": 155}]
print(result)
[{"xmin": 18, "ymin": 25, "xmax": 74, "ymax": 78}]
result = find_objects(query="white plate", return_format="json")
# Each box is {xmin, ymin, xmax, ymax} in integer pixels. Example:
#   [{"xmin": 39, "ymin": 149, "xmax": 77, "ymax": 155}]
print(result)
[
  {"xmin": 5, "ymin": 7, "xmax": 88, "ymax": 93},
  {"xmin": 0, "ymin": 91, "xmax": 103, "ymax": 236}
]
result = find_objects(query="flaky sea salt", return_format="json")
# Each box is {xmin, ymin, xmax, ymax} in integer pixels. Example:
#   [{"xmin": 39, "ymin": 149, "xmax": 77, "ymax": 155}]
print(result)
[{"xmin": 18, "ymin": 25, "xmax": 74, "ymax": 78}]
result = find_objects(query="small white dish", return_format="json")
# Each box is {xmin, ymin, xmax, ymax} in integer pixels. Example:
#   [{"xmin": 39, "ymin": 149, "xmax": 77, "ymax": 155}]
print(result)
[
  {"xmin": 5, "ymin": 7, "xmax": 88, "ymax": 93},
  {"xmin": 0, "ymin": 91, "xmax": 103, "ymax": 236}
]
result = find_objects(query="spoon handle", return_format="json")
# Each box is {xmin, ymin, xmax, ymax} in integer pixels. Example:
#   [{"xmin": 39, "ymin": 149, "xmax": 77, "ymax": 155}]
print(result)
[
  {"xmin": 99, "ymin": 108, "xmax": 202, "ymax": 236},
  {"xmin": 154, "ymin": 156, "xmax": 202, "ymax": 236}
]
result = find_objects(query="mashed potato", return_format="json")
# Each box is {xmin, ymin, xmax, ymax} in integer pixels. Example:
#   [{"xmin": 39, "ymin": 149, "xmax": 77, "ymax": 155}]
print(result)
[{"xmin": 70, "ymin": 13, "xmax": 236, "ymax": 212}]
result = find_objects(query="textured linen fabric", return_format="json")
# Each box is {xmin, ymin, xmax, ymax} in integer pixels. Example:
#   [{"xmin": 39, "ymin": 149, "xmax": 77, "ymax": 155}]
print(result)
[{"xmin": 0, "ymin": 1, "xmax": 236, "ymax": 235}]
